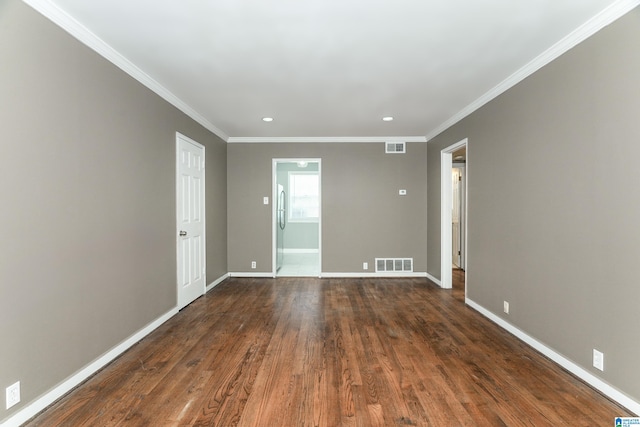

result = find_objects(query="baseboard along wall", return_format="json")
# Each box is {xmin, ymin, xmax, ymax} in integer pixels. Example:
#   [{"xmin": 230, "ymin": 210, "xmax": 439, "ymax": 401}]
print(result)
[{"xmin": 466, "ymin": 298, "xmax": 640, "ymax": 416}]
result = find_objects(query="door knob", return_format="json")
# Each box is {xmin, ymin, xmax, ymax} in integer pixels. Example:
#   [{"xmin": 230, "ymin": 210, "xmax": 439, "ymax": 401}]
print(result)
[{"xmin": 179, "ymin": 231, "xmax": 187, "ymax": 237}]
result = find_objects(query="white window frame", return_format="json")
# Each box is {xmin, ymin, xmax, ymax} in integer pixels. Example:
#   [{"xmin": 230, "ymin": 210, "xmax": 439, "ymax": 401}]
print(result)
[{"xmin": 287, "ymin": 171, "xmax": 320, "ymax": 223}]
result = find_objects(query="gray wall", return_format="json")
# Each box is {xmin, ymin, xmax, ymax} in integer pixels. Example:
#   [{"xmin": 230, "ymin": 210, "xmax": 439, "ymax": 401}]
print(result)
[
  {"xmin": 0, "ymin": 0, "xmax": 226, "ymax": 422},
  {"xmin": 228, "ymin": 143, "xmax": 428, "ymax": 273},
  {"xmin": 427, "ymin": 7, "xmax": 640, "ymax": 403}
]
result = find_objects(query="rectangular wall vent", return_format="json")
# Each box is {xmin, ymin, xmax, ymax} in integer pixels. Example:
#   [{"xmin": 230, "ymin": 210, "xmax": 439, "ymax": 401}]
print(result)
[
  {"xmin": 385, "ymin": 142, "xmax": 406, "ymax": 154},
  {"xmin": 375, "ymin": 258, "xmax": 413, "ymax": 273}
]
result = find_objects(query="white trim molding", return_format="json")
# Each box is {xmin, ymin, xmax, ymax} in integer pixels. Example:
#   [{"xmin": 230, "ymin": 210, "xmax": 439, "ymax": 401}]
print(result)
[
  {"xmin": 466, "ymin": 298, "xmax": 640, "ymax": 416},
  {"xmin": 20, "ymin": 0, "xmax": 639, "ymax": 146},
  {"xmin": 206, "ymin": 273, "xmax": 230, "ymax": 292},
  {"xmin": 320, "ymin": 272, "xmax": 429, "ymax": 279},
  {"xmin": 228, "ymin": 272, "xmax": 275, "ymax": 278},
  {"xmin": 1, "ymin": 308, "xmax": 178, "ymax": 427},
  {"xmin": 425, "ymin": 0, "xmax": 640, "ymax": 141},
  {"xmin": 228, "ymin": 136, "xmax": 427, "ymax": 144},
  {"xmin": 426, "ymin": 272, "xmax": 442, "ymax": 286},
  {"xmin": 21, "ymin": 0, "xmax": 230, "ymax": 142}
]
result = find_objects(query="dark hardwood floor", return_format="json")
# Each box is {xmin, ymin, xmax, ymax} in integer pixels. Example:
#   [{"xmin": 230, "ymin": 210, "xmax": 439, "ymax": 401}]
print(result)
[
  {"xmin": 26, "ymin": 276, "xmax": 632, "ymax": 426},
  {"xmin": 452, "ymin": 267, "xmax": 465, "ymax": 302}
]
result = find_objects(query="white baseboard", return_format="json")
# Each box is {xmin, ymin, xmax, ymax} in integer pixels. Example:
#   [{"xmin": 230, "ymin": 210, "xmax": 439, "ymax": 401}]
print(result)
[
  {"xmin": 320, "ymin": 272, "xmax": 428, "ymax": 278},
  {"xmin": 282, "ymin": 248, "xmax": 319, "ymax": 254},
  {"xmin": 466, "ymin": 298, "xmax": 640, "ymax": 416},
  {"xmin": 206, "ymin": 273, "xmax": 229, "ymax": 292},
  {"xmin": 227, "ymin": 272, "xmax": 429, "ymax": 279},
  {"xmin": 228, "ymin": 272, "xmax": 275, "ymax": 278},
  {"xmin": 426, "ymin": 272, "xmax": 442, "ymax": 286},
  {"xmin": 1, "ymin": 308, "xmax": 178, "ymax": 427}
]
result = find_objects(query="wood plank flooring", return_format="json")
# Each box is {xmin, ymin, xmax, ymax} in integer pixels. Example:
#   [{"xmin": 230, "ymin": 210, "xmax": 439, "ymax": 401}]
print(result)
[{"xmin": 25, "ymin": 275, "xmax": 633, "ymax": 426}]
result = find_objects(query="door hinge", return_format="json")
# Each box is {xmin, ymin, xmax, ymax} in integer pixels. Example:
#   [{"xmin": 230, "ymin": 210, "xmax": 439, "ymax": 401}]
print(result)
[
  {"xmin": 459, "ymin": 175, "xmax": 462, "ymax": 181},
  {"xmin": 458, "ymin": 250, "xmax": 461, "ymax": 255}
]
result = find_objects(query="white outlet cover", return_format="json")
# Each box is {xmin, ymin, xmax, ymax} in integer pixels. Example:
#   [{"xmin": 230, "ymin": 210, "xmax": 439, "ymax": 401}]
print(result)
[
  {"xmin": 6, "ymin": 381, "xmax": 20, "ymax": 409},
  {"xmin": 363, "ymin": 262, "xmax": 368, "ymax": 270},
  {"xmin": 593, "ymin": 349, "xmax": 604, "ymax": 371},
  {"xmin": 503, "ymin": 301, "xmax": 510, "ymax": 314},
  {"xmin": 399, "ymin": 189, "xmax": 407, "ymax": 195}
]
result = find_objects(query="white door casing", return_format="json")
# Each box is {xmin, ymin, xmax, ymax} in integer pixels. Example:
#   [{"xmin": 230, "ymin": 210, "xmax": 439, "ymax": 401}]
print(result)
[
  {"xmin": 441, "ymin": 138, "xmax": 467, "ymax": 290},
  {"xmin": 176, "ymin": 133, "xmax": 206, "ymax": 310},
  {"xmin": 272, "ymin": 158, "xmax": 322, "ymax": 277}
]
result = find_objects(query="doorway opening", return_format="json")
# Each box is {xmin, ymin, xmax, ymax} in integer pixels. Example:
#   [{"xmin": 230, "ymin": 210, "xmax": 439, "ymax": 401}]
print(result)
[
  {"xmin": 452, "ymin": 149, "xmax": 466, "ymax": 301},
  {"xmin": 441, "ymin": 139, "xmax": 467, "ymax": 295},
  {"xmin": 452, "ymin": 151, "xmax": 466, "ymax": 270},
  {"xmin": 272, "ymin": 159, "xmax": 321, "ymax": 277}
]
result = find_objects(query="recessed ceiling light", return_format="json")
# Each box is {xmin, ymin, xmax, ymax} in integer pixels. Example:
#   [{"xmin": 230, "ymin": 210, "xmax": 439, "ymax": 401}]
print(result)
[
  {"xmin": 382, "ymin": 116, "xmax": 394, "ymax": 122},
  {"xmin": 262, "ymin": 117, "xmax": 273, "ymax": 122}
]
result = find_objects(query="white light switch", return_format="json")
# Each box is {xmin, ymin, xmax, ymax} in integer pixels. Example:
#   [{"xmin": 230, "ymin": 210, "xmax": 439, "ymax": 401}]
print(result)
[{"xmin": 263, "ymin": 197, "xmax": 269, "ymax": 205}]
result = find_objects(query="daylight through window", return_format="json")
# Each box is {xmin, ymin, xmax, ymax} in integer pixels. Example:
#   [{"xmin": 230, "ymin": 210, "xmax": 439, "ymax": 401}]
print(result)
[{"xmin": 288, "ymin": 172, "xmax": 319, "ymax": 222}]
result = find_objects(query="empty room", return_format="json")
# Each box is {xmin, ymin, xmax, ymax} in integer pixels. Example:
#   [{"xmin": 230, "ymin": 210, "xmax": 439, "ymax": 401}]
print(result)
[{"xmin": 1, "ymin": 0, "xmax": 639, "ymax": 425}]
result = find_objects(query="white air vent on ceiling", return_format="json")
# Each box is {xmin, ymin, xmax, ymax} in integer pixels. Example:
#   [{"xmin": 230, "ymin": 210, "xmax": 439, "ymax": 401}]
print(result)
[
  {"xmin": 375, "ymin": 258, "xmax": 413, "ymax": 273},
  {"xmin": 385, "ymin": 142, "xmax": 406, "ymax": 154}
]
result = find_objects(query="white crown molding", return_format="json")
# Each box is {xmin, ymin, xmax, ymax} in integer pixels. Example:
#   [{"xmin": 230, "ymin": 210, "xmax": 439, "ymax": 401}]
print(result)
[
  {"xmin": 425, "ymin": 0, "xmax": 640, "ymax": 141},
  {"xmin": 22, "ymin": 0, "xmax": 639, "ymax": 145},
  {"xmin": 227, "ymin": 136, "xmax": 427, "ymax": 143},
  {"xmin": 21, "ymin": 0, "xmax": 230, "ymax": 142},
  {"xmin": 466, "ymin": 298, "xmax": 640, "ymax": 415}
]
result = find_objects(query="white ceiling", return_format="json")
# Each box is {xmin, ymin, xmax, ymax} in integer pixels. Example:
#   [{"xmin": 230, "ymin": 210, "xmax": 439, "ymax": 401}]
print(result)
[{"xmin": 29, "ymin": 0, "xmax": 635, "ymax": 141}]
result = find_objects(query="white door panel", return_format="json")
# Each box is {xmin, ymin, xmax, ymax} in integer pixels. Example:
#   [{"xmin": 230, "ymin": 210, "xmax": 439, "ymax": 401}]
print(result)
[{"xmin": 177, "ymin": 134, "xmax": 205, "ymax": 310}]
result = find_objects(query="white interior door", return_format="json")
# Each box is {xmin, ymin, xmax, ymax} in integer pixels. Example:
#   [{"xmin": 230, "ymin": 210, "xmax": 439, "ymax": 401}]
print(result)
[{"xmin": 176, "ymin": 133, "xmax": 205, "ymax": 310}]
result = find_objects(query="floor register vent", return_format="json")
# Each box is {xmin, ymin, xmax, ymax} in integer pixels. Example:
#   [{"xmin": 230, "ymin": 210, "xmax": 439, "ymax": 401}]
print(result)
[{"xmin": 375, "ymin": 258, "xmax": 413, "ymax": 273}]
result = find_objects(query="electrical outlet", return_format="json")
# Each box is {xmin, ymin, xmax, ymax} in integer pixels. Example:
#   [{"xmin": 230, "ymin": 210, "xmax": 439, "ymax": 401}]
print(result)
[
  {"xmin": 6, "ymin": 381, "xmax": 20, "ymax": 409},
  {"xmin": 503, "ymin": 301, "xmax": 510, "ymax": 314},
  {"xmin": 593, "ymin": 349, "xmax": 604, "ymax": 371},
  {"xmin": 263, "ymin": 197, "xmax": 269, "ymax": 205},
  {"xmin": 251, "ymin": 261, "xmax": 256, "ymax": 269},
  {"xmin": 363, "ymin": 262, "xmax": 368, "ymax": 270}
]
